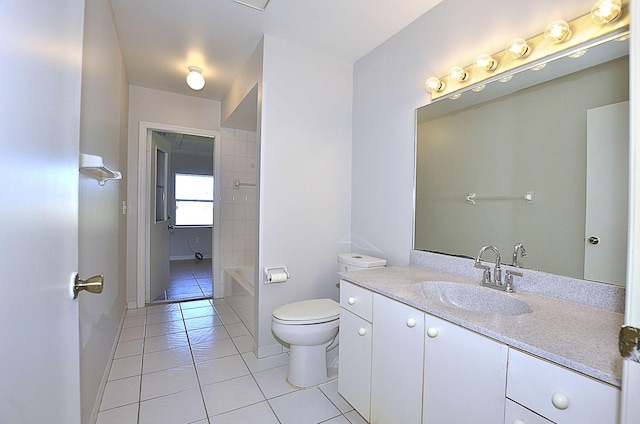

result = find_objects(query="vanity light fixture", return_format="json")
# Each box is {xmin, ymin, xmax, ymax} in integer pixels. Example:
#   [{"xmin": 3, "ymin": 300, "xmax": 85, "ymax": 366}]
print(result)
[
  {"xmin": 568, "ymin": 50, "xmax": 587, "ymax": 58},
  {"xmin": 544, "ymin": 20, "xmax": 572, "ymax": 44},
  {"xmin": 186, "ymin": 66, "xmax": 205, "ymax": 90},
  {"xmin": 505, "ymin": 38, "xmax": 531, "ymax": 59},
  {"xmin": 471, "ymin": 84, "xmax": 486, "ymax": 92},
  {"xmin": 591, "ymin": 0, "xmax": 622, "ymax": 24},
  {"xmin": 449, "ymin": 66, "xmax": 469, "ymax": 82},
  {"xmin": 474, "ymin": 54, "xmax": 498, "ymax": 71},
  {"xmin": 423, "ymin": 0, "xmax": 628, "ymax": 101},
  {"xmin": 498, "ymin": 75, "xmax": 514, "ymax": 83},
  {"xmin": 424, "ymin": 77, "xmax": 445, "ymax": 93}
]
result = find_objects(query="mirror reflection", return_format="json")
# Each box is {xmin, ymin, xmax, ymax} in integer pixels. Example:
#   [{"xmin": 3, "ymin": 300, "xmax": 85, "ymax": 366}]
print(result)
[{"xmin": 414, "ymin": 38, "xmax": 629, "ymax": 286}]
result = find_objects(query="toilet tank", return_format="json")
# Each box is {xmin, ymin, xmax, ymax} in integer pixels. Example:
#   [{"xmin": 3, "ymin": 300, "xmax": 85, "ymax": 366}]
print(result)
[{"xmin": 337, "ymin": 253, "xmax": 387, "ymax": 272}]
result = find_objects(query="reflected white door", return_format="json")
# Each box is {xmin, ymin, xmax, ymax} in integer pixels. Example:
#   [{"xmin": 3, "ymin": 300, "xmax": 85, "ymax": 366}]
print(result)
[
  {"xmin": 149, "ymin": 132, "xmax": 172, "ymax": 302},
  {"xmin": 584, "ymin": 101, "xmax": 629, "ymax": 285},
  {"xmin": 0, "ymin": 0, "xmax": 83, "ymax": 422}
]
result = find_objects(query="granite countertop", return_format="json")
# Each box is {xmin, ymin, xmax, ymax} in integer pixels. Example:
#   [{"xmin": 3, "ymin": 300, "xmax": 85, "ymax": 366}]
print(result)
[{"xmin": 339, "ymin": 265, "xmax": 624, "ymax": 387}]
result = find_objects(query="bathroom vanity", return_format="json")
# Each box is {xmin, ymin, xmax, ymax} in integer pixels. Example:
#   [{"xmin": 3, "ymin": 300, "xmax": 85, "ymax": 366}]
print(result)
[{"xmin": 338, "ymin": 251, "xmax": 623, "ymax": 424}]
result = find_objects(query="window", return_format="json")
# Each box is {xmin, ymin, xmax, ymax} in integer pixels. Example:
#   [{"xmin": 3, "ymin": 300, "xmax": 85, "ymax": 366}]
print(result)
[{"xmin": 175, "ymin": 173, "xmax": 214, "ymax": 226}]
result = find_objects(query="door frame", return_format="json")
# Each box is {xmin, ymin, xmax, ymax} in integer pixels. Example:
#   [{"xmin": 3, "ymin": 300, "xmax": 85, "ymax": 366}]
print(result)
[{"xmin": 136, "ymin": 121, "xmax": 220, "ymax": 307}]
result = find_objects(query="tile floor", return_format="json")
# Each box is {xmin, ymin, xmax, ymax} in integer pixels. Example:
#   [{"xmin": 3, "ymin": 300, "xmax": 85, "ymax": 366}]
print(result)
[
  {"xmin": 96, "ymin": 298, "xmax": 366, "ymax": 424},
  {"xmin": 154, "ymin": 259, "xmax": 213, "ymax": 303}
]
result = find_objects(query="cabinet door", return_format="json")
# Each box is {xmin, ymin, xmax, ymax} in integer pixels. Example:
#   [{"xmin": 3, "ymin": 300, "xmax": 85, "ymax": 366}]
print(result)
[
  {"xmin": 371, "ymin": 294, "xmax": 425, "ymax": 424},
  {"xmin": 338, "ymin": 308, "xmax": 372, "ymax": 422},
  {"xmin": 423, "ymin": 314, "xmax": 508, "ymax": 423}
]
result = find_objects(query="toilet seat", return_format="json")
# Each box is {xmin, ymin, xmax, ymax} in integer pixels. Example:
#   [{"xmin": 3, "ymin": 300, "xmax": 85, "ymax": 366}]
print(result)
[{"xmin": 272, "ymin": 298, "xmax": 339, "ymax": 325}]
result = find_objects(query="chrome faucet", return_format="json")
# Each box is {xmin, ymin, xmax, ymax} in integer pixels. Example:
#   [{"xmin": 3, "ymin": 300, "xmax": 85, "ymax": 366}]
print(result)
[
  {"xmin": 512, "ymin": 243, "xmax": 527, "ymax": 267},
  {"xmin": 474, "ymin": 245, "xmax": 502, "ymax": 287}
]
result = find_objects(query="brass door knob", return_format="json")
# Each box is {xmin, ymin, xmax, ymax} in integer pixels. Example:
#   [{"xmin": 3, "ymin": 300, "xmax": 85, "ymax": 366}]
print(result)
[{"xmin": 74, "ymin": 274, "xmax": 104, "ymax": 299}]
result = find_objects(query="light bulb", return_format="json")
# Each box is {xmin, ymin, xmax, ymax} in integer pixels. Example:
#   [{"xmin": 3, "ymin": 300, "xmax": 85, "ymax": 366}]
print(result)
[
  {"xmin": 505, "ymin": 38, "xmax": 530, "ymax": 59},
  {"xmin": 425, "ymin": 77, "xmax": 445, "ymax": 93},
  {"xmin": 186, "ymin": 66, "xmax": 205, "ymax": 90},
  {"xmin": 449, "ymin": 66, "xmax": 469, "ymax": 82},
  {"xmin": 474, "ymin": 54, "xmax": 497, "ymax": 71},
  {"xmin": 591, "ymin": 0, "xmax": 622, "ymax": 24},
  {"xmin": 544, "ymin": 21, "xmax": 572, "ymax": 44}
]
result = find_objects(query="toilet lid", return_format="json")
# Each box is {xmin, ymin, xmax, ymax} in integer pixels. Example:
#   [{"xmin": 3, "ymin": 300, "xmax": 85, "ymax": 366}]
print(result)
[{"xmin": 272, "ymin": 298, "xmax": 339, "ymax": 323}]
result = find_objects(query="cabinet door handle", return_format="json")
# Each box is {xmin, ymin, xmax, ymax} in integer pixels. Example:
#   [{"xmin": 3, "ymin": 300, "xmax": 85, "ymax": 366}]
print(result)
[
  {"xmin": 406, "ymin": 318, "xmax": 417, "ymax": 328},
  {"xmin": 348, "ymin": 296, "xmax": 356, "ymax": 305},
  {"xmin": 427, "ymin": 327, "xmax": 439, "ymax": 338},
  {"xmin": 358, "ymin": 328, "xmax": 367, "ymax": 336},
  {"xmin": 551, "ymin": 392, "xmax": 569, "ymax": 410}
]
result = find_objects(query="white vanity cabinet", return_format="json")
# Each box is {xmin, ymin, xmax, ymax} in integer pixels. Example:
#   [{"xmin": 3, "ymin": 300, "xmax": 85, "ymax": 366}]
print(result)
[
  {"xmin": 506, "ymin": 349, "xmax": 620, "ymax": 424},
  {"xmin": 423, "ymin": 314, "xmax": 508, "ymax": 423},
  {"xmin": 370, "ymin": 293, "xmax": 425, "ymax": 423},
  {"xmin": 338, "ymin": 281, "xmax": 373, "ymax": 421}
]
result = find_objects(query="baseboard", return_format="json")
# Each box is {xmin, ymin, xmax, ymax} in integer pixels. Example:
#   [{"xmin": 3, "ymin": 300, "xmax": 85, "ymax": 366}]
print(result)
[
  {"xmin": 170, "ymin": 254, "xmax": 213, "ymax": 261},
  {"xmin": 88, "ymin": 308, "xmax": 128, "ymax": 424}
]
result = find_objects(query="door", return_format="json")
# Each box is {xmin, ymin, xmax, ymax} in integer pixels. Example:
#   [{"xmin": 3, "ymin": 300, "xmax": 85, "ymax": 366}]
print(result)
[
  {"xmin": 584, "ymin": 101, "xmax": 629, "ymax": 285},
  {"xmin": 149, "ymin": 132, "xmax": 172, "ymax": 302},
  {"xmin": 0, "ymin": 1, "xmax": 83, "ymax": 422}
]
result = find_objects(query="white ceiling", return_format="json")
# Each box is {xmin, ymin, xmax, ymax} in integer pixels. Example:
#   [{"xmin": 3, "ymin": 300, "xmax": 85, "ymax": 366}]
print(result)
[{"xmin": 109, "ymin": 0, "xmax": 444, "ymax": 101}]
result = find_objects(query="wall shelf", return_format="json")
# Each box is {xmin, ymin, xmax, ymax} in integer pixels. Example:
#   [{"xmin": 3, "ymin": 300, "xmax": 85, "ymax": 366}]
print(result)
[{"xmin": 80, "ymin": 153, "xmax": 122, "ymax": 186}]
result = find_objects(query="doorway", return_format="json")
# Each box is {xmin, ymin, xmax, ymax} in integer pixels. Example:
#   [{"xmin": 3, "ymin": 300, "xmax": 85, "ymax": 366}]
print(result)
[
  {"xmin": 151, "ymin": 131, "xmax": 215, "ymax": 303},
  {"xmin": 134, "ymin": 122, "xmax": 221, "ymax": 308}
]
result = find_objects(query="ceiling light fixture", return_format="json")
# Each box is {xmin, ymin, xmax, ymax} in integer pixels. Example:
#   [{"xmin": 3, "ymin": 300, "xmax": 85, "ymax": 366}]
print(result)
[
  {"xmin": 186, "ymin": 66, "xmax": 205, "ymax": 91},
  {"xmin": 234, "ymin": 0, "xmax": 270, "ymax": 11},
  {"xmin": 449, "ymin": 66, "xmax": 469, "ymax": 82},
  {"xmin": 474, "ymin": 54, "xmax": 498, "ymax": 71}
]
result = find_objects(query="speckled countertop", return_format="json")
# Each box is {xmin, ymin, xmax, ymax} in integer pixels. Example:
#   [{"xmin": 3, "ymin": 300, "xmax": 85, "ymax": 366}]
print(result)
[{"xmin": 339, "ymin": 252, "xmax": 624, "ymax": 388}]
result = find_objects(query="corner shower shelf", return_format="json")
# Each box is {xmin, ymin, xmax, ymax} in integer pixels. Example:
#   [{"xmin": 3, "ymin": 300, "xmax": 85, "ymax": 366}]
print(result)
[{"xmin": 80, "ymin": 153, "xmax": 122, "ymax": 186}]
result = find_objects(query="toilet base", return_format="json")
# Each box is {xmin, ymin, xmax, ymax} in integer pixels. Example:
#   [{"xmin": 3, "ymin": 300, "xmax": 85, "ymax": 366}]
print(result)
[{"xmin": 287, "ymin": 340, "xmax": 334, "ymax": 388}]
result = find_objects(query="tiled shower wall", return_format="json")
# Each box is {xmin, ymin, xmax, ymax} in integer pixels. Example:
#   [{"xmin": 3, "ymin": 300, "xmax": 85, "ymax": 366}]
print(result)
[{"xmin": 218, "ymin": 128, "xmax": 258, "ymax": 282}]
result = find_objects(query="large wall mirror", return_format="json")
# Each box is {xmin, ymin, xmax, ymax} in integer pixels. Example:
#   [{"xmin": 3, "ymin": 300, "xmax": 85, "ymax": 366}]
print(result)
[{"xmin": 414, "ymin": 36, "xmax": 629, "ymax": 286}]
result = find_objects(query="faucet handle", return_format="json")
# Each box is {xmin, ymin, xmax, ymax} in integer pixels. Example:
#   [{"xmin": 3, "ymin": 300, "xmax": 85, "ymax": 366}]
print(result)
[
  {"xmin": 474, "ymin": 261, "xmax": 492, "ymax": 284},
  {"xmin": 504, "ymin": 270, "xmax": 523, "ymax": 293}
]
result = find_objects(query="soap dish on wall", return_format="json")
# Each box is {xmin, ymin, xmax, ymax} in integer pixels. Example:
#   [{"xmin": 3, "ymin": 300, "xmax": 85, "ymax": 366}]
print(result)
[{"xmin": 80, "ymin": 153, "xmax": 122, "ymax": 186}]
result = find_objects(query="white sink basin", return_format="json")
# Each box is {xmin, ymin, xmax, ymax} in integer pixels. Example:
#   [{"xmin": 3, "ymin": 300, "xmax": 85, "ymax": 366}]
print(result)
[{"xmin": 414, "ymin": 281, "xmax": 532, "ymax": 316}]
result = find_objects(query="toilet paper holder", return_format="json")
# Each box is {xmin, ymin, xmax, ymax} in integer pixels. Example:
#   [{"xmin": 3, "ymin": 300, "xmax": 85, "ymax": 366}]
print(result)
[{"xmin": 264, "ymin": 265, "xmax": 290, "ymax": 284}]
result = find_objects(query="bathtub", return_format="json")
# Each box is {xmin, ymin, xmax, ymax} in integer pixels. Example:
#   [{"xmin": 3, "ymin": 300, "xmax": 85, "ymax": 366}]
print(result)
[{"xmin": 224, "ymin": 266, "xmax": 255, "ymax": 337}]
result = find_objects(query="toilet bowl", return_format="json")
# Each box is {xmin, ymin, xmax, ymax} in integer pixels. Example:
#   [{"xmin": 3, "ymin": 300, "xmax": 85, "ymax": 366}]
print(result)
[
  {"xmin": 271, "ymin": 298, "xmax": 340, "ymax": 388},
  {"xmin": 271, "ymin": 253, "xmax": 387, "ymax": 388}
]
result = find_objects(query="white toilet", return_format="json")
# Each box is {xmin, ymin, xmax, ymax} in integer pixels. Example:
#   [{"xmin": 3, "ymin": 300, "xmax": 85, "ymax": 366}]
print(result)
[{"xmin": 271, "ymin": 253, "xmax": 386, "ymax": 388}]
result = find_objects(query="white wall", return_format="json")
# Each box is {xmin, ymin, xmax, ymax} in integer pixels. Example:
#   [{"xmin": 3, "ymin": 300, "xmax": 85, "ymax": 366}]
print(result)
[
  {"xmin": 352, "ymin": 0, "xmax": 597, "ymax": 266},
  {"xmin": 126, "ymin": 86, "xmax": 221, "ymax": 304},
  {"xmin": 256, "ymin": 35, "xmax": 353, "ymax": 356},
  {"xmin": 78, "ymin": 0, "xmax": 129, "ymax": 422}
]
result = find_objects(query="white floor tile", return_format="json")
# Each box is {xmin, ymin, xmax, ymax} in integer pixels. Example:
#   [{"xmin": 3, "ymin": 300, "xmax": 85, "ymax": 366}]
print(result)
[
  {"xmin": 212, "ymin": 303, "xmax": 234, "ymax": 314},
  {"xmin": 123, "ymin": 315, "xmax": 146, "ymax": 328},
  {"xmin": 241, "ymin": 351, "xmax": 289, "ymax": 374},
  {"xmin": 143, "ymin": 346, "xmax": 193, "ymax": 374},
  {"xmin": 181, "ymin": 305, "xmax": 215, "ymax": 320},
  {"xmin": 144, "ymin": 331, "xmax": 189, "ymax": 353},
  {"xmin": 269, "ymin": 388, "xmax": 341, "ymax": 424},
  {"xmin": 141, "ymin": 364, "xmax": 199, "ymax": 401},
  {"xmin": 146, "ymin": 303, "xmax": 181, "ymax": 315},
  {"xmin": 224, "ymin": 322, "xmax": 250, "ymax": 337},
  {"xmin": 108, "ymin": 355, "xmax": 142, "ymax": 381},
  {"xmin": 125, "ymin": 308, "xmax": 146, "ymax": 317},
  {"xmin": 114, "ymin": 338, "xmax": 144, "ymax": 359},
  {"xmin": 119, "ymin": 325, "xmax": 145, "ymax": 342},
  {"xmin": 344, "ymin": 410, "xmax": 368, "ymax": 424},
  {"xmin": 96, "ymin": 403, "xmax": 138, "ymax": 424},
  {"xmin": 184, "ymin": 314, "xmax": 224, "ymax": 331},
  {"xmin": 231, "ymin": 334, "xmax": 254, "ymax": 353},
  {"xmin": 146, "ymin": 310, "xmax": 184, "ymax": 325},
  {"xmin": 195, "ymin": 354, "xmax": 250, "ymax": 386},
  {"xmin": 100, "ymin": 375, "xmax": 140, "ymax": 411},
  {"xmin": 138, "ymin": 388, "xmax": 207, "ymax": 424},
  {"xmin": 191, "ymin": 338, "xmax": 238, "ymax": 363},
  {"xmin": 181, "ymin": 299, "xmax": 212, "ymax": 310},
  {"xmin": 319, "ymin": 380, "xmax": 354, "ymax": 413},
  {"xmin": 322, "ymin": 416, "xmax": 351, "ymax": 424},
  {"xmin": 252, "ymin": 365, "xmax": 297, "ymax": 399},
  {"xmin": 218, "ymin": 312, "xmax": 242, "ymax": 325},
  {"xmin": 209, "ymin": 401, "xmax": 279, "ymax": 424},
  {"xmin": 145, "ymin": 319, "xmax": 186, "ymax": 338},
  {"xmin": 201, "ymin": 375, "xmax": 265, "ymax": 416},
  {"xmin": 187, "ymin": 326, "xmax": 229, "ymax": 345}
]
